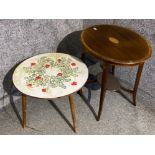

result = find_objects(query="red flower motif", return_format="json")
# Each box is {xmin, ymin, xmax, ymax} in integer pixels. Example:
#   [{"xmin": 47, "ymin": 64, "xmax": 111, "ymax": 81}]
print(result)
[
  {"xmin": 31, "ymin": 63, "xmax": 36, "ymax": 67},
  {"xmin": 42, "ymin": 88, "xmax": 46, "ymax": 92},
  {"xmin": 57, "ymin": 73, "xmax": 63, "ymax": 76},
  {"xmin": 27, "ymin": 84, "xmax": 32, "ymax": 87},
  {"xmin": 35, "ymin": 76, "xmax": 42, "ymax": 80},
  {"xmin": 45, "ymin": 64, "xmax": 50, "ymax": 68},
  {"xmin": 71, "ymin": 63, "xmax": 76, "ymax": 66},
  {"xmin": 57, "ymin": 59, "xmax": 62, "ymax": 63},
  {"xmin": 71, "ymin": 82, "xmax": 77, "ymax": 86}
]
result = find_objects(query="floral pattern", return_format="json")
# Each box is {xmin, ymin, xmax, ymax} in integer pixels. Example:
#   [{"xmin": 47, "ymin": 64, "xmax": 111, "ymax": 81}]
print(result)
[{"xmin": 23, "ymin": 56, "xmax": 79, "ymax": 92}]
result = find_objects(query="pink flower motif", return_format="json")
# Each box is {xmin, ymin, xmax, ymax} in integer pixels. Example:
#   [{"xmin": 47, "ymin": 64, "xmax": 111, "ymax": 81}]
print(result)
[
  {"xmin": 71, "ymin": 81, "xmax": 77, "ymax": 86},
  {"xmin": 57, "ymin": 59, "xmax": 62, "ymax": 63},
  {"xmin": 42, "ymin": 88, "xmax": 46, "ymax": 92},
  {"xmin": 45, "ymin": 64, "xmax": 50, "ymax": 68},
  {"xmin": 31, "ymin": 63, "xmax": 36, "ymax": 67},
  {"xmin": 35, "ymin": 76, "xmax": 42, "ymax": 80},
  {"xmin": 27, "ymin": 84, "xmax": 32, "ymax": 87},
  {"xmin": 57, "ymin": 73, "xmax": 63, "ymax": 77},
  {"xmin": 71, "ymin": 63, "xmax": 76, "ymax": 66}
]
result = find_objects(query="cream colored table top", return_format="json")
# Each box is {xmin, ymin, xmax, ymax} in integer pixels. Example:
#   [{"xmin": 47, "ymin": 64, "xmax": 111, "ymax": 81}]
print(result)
[{"xmin": 13, "ymin": 53, "xmax": 88, "ymax": 98}]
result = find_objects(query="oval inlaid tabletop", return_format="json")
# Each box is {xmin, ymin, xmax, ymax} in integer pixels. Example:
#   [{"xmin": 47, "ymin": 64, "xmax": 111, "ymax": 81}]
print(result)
[
  {"xmin": 13, "ymin": 53, "xmax": 88, "ymax": 98},
  {"xmin": 81, "ymin": 25, "xmax": 152, "ymax": 65}
]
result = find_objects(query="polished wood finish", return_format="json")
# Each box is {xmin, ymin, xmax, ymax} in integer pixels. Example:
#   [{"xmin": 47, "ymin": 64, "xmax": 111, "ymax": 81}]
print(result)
[
  {"xmin": 22, "ymin": 94, "xmax": 26, "ymax": 128},
  {"xmin": 120, "ymin": 86, "xmax": 133, "ymax": 93},
  {"xmin": 68, "ymin": 95, "xmax": 77, "ymax": 132},
  {"xmin": 133, "ymin": 63, "xmax": 144, "ymax": 105},
  {"xmin": 97, "ymin": 63, "xmax": 109, "ymax": 121},
  {"xmin": 120, "ymin": 63, "xmax": 144, "ymax": 106},
  {"xmin": 81, "ymin": 25, "xmax": 152, "ymax": 66},
  {"xmin": 21, "ymin": 94, "xmax": 77, "ymax": 132},
  {"xmin": 81, "ymin": 25, "xmax": 152, "ymax": 121}
]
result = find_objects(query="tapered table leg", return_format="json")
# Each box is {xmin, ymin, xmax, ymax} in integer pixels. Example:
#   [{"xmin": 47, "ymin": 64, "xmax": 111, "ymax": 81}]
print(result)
[
  {"xmin": 22, "ymin": 94, "xmax": 26, "ymax": 128},
  {"xmin": 68, "ymin": 95, "xmax": 77, "ymax": 132},
  {"xmin": 132, "ymin": 63, "xmax": 144, "ymax": 106},
  {"xmin": 97, "ymin": 63, "xmax": 109, "ymax": 121}
]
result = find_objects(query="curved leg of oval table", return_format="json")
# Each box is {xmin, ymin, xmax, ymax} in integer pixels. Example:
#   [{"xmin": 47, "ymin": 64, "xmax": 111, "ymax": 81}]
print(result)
[
  {"xmin": 22, "ymin": 94, "xmax": 26, "ymax": 128},
  {"xmin": 97, "ymin": 63, "xmax": 109, "ymax": 121},
  {"xmin": 132, "ymin": 63, "xmax": 144, "ymax": 106},
  {"xmin": 68, "ymin": 95, "xmax": 77, "ymax": 132},
  {"xmin": 120, "ymin": 63, "xmax": 144, "ymax": 106}
]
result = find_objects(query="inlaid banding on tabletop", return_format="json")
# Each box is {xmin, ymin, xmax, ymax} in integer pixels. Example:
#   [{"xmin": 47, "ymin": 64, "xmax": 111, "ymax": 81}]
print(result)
[
  {"xmin": 108, "ymin": 37, "xmax": 119, "ymax": 44},
  {"xmin": 93, "ymin": 27, "xmax": 98, "ymax": 31}
]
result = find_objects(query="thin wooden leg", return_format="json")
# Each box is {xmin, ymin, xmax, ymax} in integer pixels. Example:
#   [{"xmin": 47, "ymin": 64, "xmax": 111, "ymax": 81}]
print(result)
[
  {"xmin": 132, "ymin": 63, "xmax": 144, "ymax": 106},
  {"xmin": 68, "ymin": 95, "xmax": 77, "ymax": 132},
  {"xmin": 22, "ymin": 94, "xmax": 26, "ymax": 128},
  {"xmin": 97, "ymin": 63, "xmax": 109, "ymax": 121}
]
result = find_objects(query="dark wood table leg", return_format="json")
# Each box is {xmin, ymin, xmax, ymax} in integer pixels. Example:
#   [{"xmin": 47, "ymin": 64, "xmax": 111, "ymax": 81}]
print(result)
[
  {"xmin": 97, "ymin": 63, "xmax": 109, "ymax": 121},
  {"xmin": 22, "ymin": 94, "xmax": 26, "ymax": 128},
  {"xmin": 68, "ymin": 95, "xmax": 77, "ymax": 132},
  {"xmin": 132, "ymin": 63, "xmax": 144, "ymax": 106}
]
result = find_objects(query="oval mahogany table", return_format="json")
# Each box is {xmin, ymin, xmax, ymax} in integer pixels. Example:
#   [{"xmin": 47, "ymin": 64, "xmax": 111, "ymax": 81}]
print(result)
[{"xmin": 81, "ymin": 25, "xmax": 152, "ymax": 121}]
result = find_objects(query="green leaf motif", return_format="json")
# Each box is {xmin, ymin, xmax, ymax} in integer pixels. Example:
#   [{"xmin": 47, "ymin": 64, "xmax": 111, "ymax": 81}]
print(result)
[{"xmin": 23, "ymin": 56, "xmax": 79, "ymax": 90}]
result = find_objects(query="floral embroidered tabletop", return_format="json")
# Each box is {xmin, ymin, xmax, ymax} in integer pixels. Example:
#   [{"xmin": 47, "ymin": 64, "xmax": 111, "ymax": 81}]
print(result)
[{"xmin": 13, "ymin": 53, "xmax": 88, "ymax": 98}]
